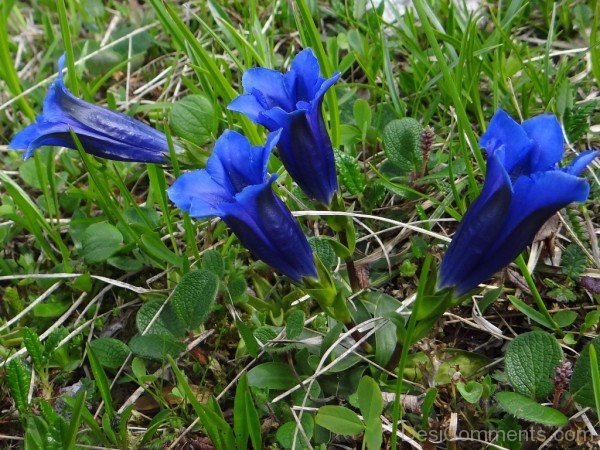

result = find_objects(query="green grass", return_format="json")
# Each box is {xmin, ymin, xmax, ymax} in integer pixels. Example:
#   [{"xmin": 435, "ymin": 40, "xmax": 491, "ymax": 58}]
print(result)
[{"xmin": 0, "ymin": 0, "xmax": 599, "ymax": 449}]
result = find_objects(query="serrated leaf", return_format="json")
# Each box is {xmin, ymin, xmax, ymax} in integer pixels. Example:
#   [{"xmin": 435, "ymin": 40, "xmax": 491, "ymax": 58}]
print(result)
[
  {"xmin": 21, "ymin": 327, "xmax": 46, "ymax": 371},
  {"xmin": 334, "ymin": 150, "xmax": 365, "ymax": 195},
  {"xmin": 128, "ymin": 334, "xmax": 185, "ymax": 361},
  {"xmin": 382, "ymin": 117, "xmax": 423, "ymax": 173},
  {"xmin": 561, "ymin": 244, "xmax": 587, "ymax": 280},
  {"xmin": 505, "ymin": 331, "xmax": 563, "ymax": 400},
  {"xmin": 315, "ymin": 405, "xmax": 364, "ymax": 436},
  {"xmin": 170, "ymin": 94, "xmax": 217, "ymax": 145},
  {"xmin": 564, "ymin": 101, "xmax": 596, "ymax": 143},
  {"xmin": 285, "ymin": 310, "xmax": 305, "ymax": 339},
  {"xmin": 201, "ymin": 250, "xmax": 224, "ymax": 277},
  {"xmin": 6, "ymin": 359, "xmax": 31, "ymax": 415},
  {"xmin": 136, "ymin": 298, "xmax": 185, "ymax": 338},
  {"xmin": 253, "ymin": 326, "xmax": 278, "ymax": 345},
  {"xmin": 495, "ymin": 392, "xmax": 567, "ymax": 426},
  {"xmin": 89, "ymin": 338, "xmax": 131, "ymax": 370},
  {"xmin": 570, "ymin": 335, "xmax": 600, "ymax": 407},
  {"xmin": 308, "ymin": 237, "xmax": 337, "ymax": 269},
  {"xmin": 81, "ymin": 222, "xmax": 123, "ymax": 264},
  {"xmin": 247, "ymin": 362, "xmax": 297, "ymax": 390},
  {"xmin": 171, "ymin": 269, "xmax": 219, "ymax": 331}
]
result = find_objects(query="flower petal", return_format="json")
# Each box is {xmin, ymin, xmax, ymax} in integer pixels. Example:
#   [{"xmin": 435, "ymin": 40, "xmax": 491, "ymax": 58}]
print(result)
[
  {"xmin": 260, "ymin": 107, "xmax": 337, "ymax": 204},
  {"xmin": 227, "ymin": 94, "xmax": 266, "ymax": 123},
  {"xmin": 479, "ymin": 109, "xmax": 531, "ymax": 173},
  {"xmin": 241, "ymin": 68, "xmax": 294, "ymax": 111},
  {"xmin": 438, "ymin": 150, "xmax": 513, "ymax": 293},
  {"xmin": 9, "ymin": 57, "xmax": 173, "ymax": 163},
  {"xmin": 220, "ymin": 176, "xmax": 316, "ymax": 280},
  {"xmin": 289, "ymin": 48, "xmax": 322, "ymax": 101},
  {"xmin": 521, "ymin": 114, "xmax": 564, "ymax": 171},
  {"xmin": 206, "ymin": 130, "xmax": 279, "ymax": 194},
  {"xmin": 564, "ymin": 150, "xmax": 598, "ymax": 176},
  {"xmin": 167, "ymin": 169, "xmax": 231, "ymax": 218},
  {"xmin": 456, "ymin": 170, "xmax": 591, "ymax": 294}
]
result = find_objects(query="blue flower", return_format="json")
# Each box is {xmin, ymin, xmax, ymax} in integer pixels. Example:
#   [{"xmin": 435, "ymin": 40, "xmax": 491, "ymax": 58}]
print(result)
[
  {"xmin": 228, "ymin": 48, "xmax": 340, "ymax": 205},
  {"xmin": 439, "ymin": 109, "xmax": 597, "ymax": 295},
  {"xmin": 168, "ymin": 130, "xmax": 317, "ymax": 281},
  {"xmin": 9, "ymin": 55, "xmax": 173, "ymax": 164}
]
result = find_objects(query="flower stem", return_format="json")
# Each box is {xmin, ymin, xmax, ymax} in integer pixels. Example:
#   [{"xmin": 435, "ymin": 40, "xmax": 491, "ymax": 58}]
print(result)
[
  {"xmin": 515, "ymin": 255, "xmax": 563, "ymax": 335},
  {"xmin": 339, "ymin": 229, "xmax": 361, "ymax": 293}
]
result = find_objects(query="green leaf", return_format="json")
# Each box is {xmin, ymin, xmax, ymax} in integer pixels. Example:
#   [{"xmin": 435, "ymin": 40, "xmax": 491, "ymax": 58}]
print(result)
[
  {"xmin": 140, "ymin": 232, "xmax": 182, "ymax": 267},
  {"xmin": 367, "ymin": 292, "xmax": 401, "ymax": 366},
  {"xmin": 364, "ymin": 417, "xmax": 383, "ymax": 450},
  {"xmin": 457, "ymin": 381, "xmax": 484, "ymax": 404},
  {"xmin": 495, "ymin": 392, "xmax": 567, "ymax": 426},
  {"xmin": 356, "ymin": 376, "xmax": 383, "ymax": 422},
  {"xmin": 561, "ymin": 244, "xmax": 587, "ymax": 280},
  {"xmin": 236, "ymin": 319, "xmax": 259, "ymax": 358},
  {"xmin": 286, "ymin": 310, "xmax": 305, "ymax": 340},
  {"xmin": 434, "ymin": 350, "xmax": 490, "ymax": 385},
  {"xmin": 136, "ymin": 298, "xmax": 185, "ymax": 338},
  {"xmin": 89, "ymin": 338, "xmax": 131, "ymax": 370},
  {"xmin": 171, "ymin": 269, "xmax": 219, "ymax": 331},
  {"xmin": 552, "ymin": 310, "xmax": 578, "ymax": 328},
  {"xmin": 421, "ymin": 388, "xmax": 437, "ymax": 428},
  {"xmin": 202, "ymin": 249, "xmax": 224, "ymax": 278},
  {"xmin": 21, "ymin": 327, "xmax": 46, "ymax": 371},
  {"xmin": 81, "ymin": 222, "xmax": 123, "ymax": 264},
  {"xmin": 505, "ymin": 331, "xmax": 563, "ymax": 400},
  {"xmin": 233, "ymin": 374, "xmax": 261, "ymax": 450},
  {"xmin": 356, "ymin": 376, "xmax": 383, "ymax": 449},
  {"xmin": 507, "ymin": 296, "xmax": 554, "ymax": 329},
  {"xmin": 64, "ymin": 388, "xmax": 86, "ymax": 450},
  {"xmin": 247, "ymin": 362, "xmax": 298, "ymax": 390},
  {"xmin": 353, "ymin": 98, "xmax": 371, "ymax": 139},
  {"xmin": 170, "ymin": 94, "xmax": 217, "ymax": 145},
  {"xmin": 308, "ymin": 237, "xmax": 337, "ymax": 269},
  {"xmin": 6, "ymin": 358, "xmax": 31, "ymax": 415},
  {"xmin": 382, "ymin": 118, "xmax": 423, "ymax": 173},
  {"xmin": 315, "ymin": 405, "xmax": 365, "ymax": 436},
  {"xmin": 589, "ymin": 344, "xmax": 600, "ymax": 419},
  {"xmin": 167, "ymin": 356, "xmax": 235, "ymax": 450},
  {"xmin": 128, "ymin": 334, "xmax": 185, "ymax": 362},
  {"xmin": 570, "ymin": 335, "xmax": 600, "ymax": 408},
  {"xmin": 87, "ymin": 345, "xmax": 114, "ymax": 419},
  {"xmin": 276, "ymin": 415, "xmax": 314, "ymax": 450},
  {"xmin": 334, "ymin": 150, "xmax": 365, "ymax": 195}
]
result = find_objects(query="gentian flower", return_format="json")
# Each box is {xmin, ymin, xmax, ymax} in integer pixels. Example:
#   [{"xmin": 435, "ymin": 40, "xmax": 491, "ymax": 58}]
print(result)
[
  {"xmin": 168, "ymin": 130, "xmax": 317, "ymax": 281},
  {"xmin": 9, "ymin": 55, "xmax": 172, "ymax": 164},
  {"xmin": 228, "ymin": 48, "xmax": 340, "ymax": 205},
  {"xmin": 439, "ymin": 109, "xmax": 597, "ymax": 295}
]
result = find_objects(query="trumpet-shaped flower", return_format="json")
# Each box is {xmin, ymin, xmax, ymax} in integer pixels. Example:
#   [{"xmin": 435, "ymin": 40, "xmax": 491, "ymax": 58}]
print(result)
[
  {"xmin": 168, "ymin": 130, "xmax": 317, "ymax": 281},
  {"xmin": 439, "ymin": 109, "xmax": 597, "ymax": 295},
  {"xmin": 9, "ymin": 55, "xmax": 172, "ymax": 164},
  {"xmin": 229, "ymin": 48, "xmax": 340, "ymax": 205}
]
